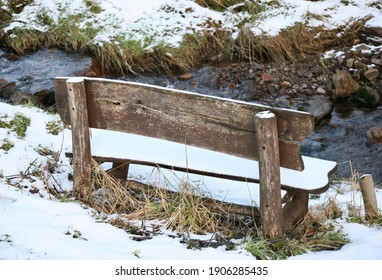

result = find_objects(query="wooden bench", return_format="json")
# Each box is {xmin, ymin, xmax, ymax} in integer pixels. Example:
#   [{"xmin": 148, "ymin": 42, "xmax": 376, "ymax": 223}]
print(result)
[{"xmin": 54, "ymin": 77, "xmax": 337, "ymax": 238}]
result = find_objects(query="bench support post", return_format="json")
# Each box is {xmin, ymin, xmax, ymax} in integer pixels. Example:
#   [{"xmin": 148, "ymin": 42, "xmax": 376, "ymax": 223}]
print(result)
[
  {"xmin": 110, "ymin": 162, "xmax": 129, "ymax": 179},
  {"xmin": 282, "ymin": 191, "xmax": 309, "ymax": 229},
  {"xmin": 67, "ymin": 78, "xmax": 92, "ymax": 200},
  {"xmin": 255, "ymin": 111, "xmax": 284, "ymax": 238}
]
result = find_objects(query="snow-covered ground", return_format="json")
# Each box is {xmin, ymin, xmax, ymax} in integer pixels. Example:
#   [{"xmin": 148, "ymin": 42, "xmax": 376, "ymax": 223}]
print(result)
[
  {"xmin": 2, "ymin": 0, "xmax": 382, "ymax": 49},
  {"xmin": 0, "ymin": 97, "xmax": 382, "ymax": 261},
  {"xmin": 1, "ymin": 0, "xmax": 382, "ymax": 278}
]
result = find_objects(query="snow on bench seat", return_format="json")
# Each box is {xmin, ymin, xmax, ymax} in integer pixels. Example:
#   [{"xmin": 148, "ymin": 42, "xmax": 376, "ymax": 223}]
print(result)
[{"xmin": 73, "ymin": 128, "xmax": 336, "ymax": 195}]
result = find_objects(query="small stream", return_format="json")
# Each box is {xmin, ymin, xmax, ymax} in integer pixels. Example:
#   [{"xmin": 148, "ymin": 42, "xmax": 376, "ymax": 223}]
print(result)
[{"xmin": 1, "ymin": 48, "xmax": 381, "ymax": 184}]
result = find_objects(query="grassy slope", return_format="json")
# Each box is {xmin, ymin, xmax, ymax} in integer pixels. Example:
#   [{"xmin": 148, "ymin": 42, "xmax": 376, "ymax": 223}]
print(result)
[{"xmin": 0, "ymin": 0, "xmax": 374, "ymax": 74}]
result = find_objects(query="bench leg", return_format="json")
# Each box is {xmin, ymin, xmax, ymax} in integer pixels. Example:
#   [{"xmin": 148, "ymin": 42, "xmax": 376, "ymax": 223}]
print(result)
[
  {"xmin": 109, "ymin": 162, "xmax": 129, "ymax": 179},
  {"xmin": 282, "ymin": 191, "xmax": 309, "ymax": 230},
  {"xmin": 255, "ymin": 111, "xmax": 284, "ymax": 238},
  {"xmin": 67, "ymin": 78, "xmax": 92, "ymax": 199}
]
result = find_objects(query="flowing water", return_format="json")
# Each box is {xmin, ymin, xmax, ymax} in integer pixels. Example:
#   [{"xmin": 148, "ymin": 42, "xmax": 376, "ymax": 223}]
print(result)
[{"xmin": 1, "ymin": 48, "xmax": 381, "ymax": 184}]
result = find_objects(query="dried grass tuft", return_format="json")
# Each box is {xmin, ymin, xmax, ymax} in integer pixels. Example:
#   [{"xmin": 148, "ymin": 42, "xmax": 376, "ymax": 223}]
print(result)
[
  {"xmin": 234, "ymin": 17, "xmax": 371, "ymax": 63},
  {"xmin": 293, "ymin": 197, "xmax": 343, "ymax": 237},
  {"xmin": 87, "ymin": 161, "xmax": 253, "ymax": 235},
  {"xmin": 87, "ymin": 159, "xmax": 143, "ymax": 214}
]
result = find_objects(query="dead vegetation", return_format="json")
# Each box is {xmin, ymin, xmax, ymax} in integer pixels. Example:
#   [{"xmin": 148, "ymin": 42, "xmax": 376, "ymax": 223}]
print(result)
[
  {"xmin": 79, "ymin": 160, "xmax": 352, "ymax": 259},
  {"xmin": 87, "ymin": 160, "xmax": 255, "ymax": 236},
  {"xmin": 0, "ymin": 0, "xmax": 373, "ymax": 75},
  {"xmin": 234, "ymin": 16, "xmax": 371, "ymax": 63}
]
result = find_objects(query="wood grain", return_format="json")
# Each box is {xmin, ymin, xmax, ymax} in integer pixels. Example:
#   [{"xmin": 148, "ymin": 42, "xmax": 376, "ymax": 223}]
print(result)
[
  {"xmin": 67, "ymin": 79, "xmax": 92, "ymax": 199},
  {"xmin": 255, "ymin": 112, "xmax": 283, "ymax": 238},
  {"xmin": 55, "ymin": 78, "xmax": 313, "ymax": 171}
]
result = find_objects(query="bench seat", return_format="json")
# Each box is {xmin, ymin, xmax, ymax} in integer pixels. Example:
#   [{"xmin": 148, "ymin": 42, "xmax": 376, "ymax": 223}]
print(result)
[{"xmin": 67, "ymin": 128, "xmax": 336, "ymax": 195}]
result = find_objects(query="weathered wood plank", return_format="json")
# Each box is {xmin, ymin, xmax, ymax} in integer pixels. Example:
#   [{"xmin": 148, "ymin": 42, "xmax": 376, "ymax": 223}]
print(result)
[
  {"xmin": 66, "ymin": 78, "xmax": 92, "ymax": 199},
  {"xmin": 54, "ymin": 77, "xmax": 314, "ymax": 170},
  {"xmin": 255, "ymin": 111, "xmax": 283, "ymax": 238},
  {"xmin": 65, "ymin": 152, "xmax": 332, "ymax": 194}
]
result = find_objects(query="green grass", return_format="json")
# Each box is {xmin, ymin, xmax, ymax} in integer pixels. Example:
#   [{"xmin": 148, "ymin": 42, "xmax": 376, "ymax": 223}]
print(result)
[
  {"xmin": 45, "ymin": 120, "xmax": 63, "ymax": 135},
  {"xmin": 0, "ymin": 138, "xmax": 14, "ymax": 152},
  {"xmin": 10, "ymin": 114, "xmax": 30, "ymax": 138},
  {"xmin": 0, "ymin": 113, "xmax": 31, "ymax": 139},
  {"xmin": 0, "ymin": 119, "xmax": 11, "ymax": 129},
  {"xmin": 244, "ymin": 229, "xmax": 349, "ymax": 260},
  {"xmin": 1, "ymin": 0, "xmax": 370, "ymax": 74}
]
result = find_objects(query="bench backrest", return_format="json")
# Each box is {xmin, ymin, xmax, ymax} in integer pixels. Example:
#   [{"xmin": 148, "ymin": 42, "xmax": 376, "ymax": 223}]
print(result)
[{"xmin": 54, "ymin": 77, "xmax": 314, "ymax": 171}]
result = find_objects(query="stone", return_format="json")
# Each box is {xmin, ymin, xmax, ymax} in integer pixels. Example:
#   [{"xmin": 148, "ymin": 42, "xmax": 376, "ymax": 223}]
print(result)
[
  {"xmin": 354, "ymin": 61, "xmax": 367, "ymax": 70},
  {"xmin": 364, "ymin": 68, "xmax": 380, "ymax": 81},
  {"xmin": 353, "ymin": 86, "xmax": 380, "ymax": 107},
  {"xmin": 367, "ymin": 127, "xmax": 382, "ymax": 145},
  {"xmin": 346, "ymin": 58, "xmax": 355, "ymax": 68},
  {"xmin": 355, "ymin": 44, "xmax": 370, "ymax": 51},
  {"xmin": 316, "ymin": 87, "xmax": 326, "ymax": 95},
  {"xmin": 9, "ymin": 91, "xmax": 37, "ymax": 105},
  {"xmin": 240, "ymin": 79, "xmax": 258, "ymax": 100},
  {"xmin": 275, "ymin": 95, "xmax": 291, "ymax": 108},
  {"xmin": 377, "ymin": 80, "xmax": 382, "ymax": 95},
  {"xmin": 306, "ymin": 95, "xmax": 333, "ymax": 121},
  {"xmin": 197, "ymin": 67, "xmax": 219, "ymax": 89},
  {"xmin": 280, "ymin": 81, "xmax": 291, "ymax": 88},
  {"xmin": 178, "ymin": 73, "xmax": 193, "ymax": 80},
  {"xmin": 261, "ymin": 72, "xmax": 272, "ymax": 82},
  {"xmin": 371, "ymin": 58, "xmax": 382, "ymax": 66},
  {"xmin": 311, "ymin": 66, "xmax": 324, "ymax": 75},
  {"xmin": 337, "ymin": 56, "xmax": 345, "ymax": 65},
  {"xmin": 0, "ymin": 80, "xmax": 16, "ymax": 91},
  {"xmin": 332, "ymin": 70, "xmax": 360, "ymax": 98}
]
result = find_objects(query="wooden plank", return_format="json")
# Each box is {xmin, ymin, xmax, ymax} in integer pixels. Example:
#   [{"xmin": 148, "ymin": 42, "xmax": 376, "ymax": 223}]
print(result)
[
  {"xmin": 255, "ymin": 111, "xmax": 283, "ymax": 238},
  {"xmin": 54, "ymin": 77, "xmax": 314, "ymax": 170},
  {"xmin": 66, "ymin": 78, "xmax": 92, "ymax": 199},
  {"xmin": 65, "ymin": 152, "xmax": 332, "ymax": 194}
]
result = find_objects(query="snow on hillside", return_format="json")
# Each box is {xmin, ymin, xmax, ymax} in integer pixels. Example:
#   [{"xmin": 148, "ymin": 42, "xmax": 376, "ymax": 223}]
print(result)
[{"xmin": 2, "ymin": 0, "xmax": 382, "ymax": 49}]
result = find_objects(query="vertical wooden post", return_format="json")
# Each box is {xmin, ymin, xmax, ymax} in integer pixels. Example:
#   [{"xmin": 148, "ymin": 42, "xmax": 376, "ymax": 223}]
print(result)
[
  {"xmin": 255, "ymin": 111, "xmax": 283, "ymax": 238},
  {"xmin": 360, "ymin": 174, "xmax": 379, "ymax": 220},
  {"xmin": 110, "ymin": 162, "xmax": 129, "ymax": 179},
  {"xmin": 67, "ymin": 78, "xmax": 92, "ymax": 199},
  {"xmin": 282, "ymin": 191, "xmax": 309, "ymax": 229}
]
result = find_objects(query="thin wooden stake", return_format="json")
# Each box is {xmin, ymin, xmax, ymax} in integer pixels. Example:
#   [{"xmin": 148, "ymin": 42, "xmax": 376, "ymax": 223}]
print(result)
[
  {"xmin": 255, "ymin": 111, "xmax": 283, "ymax": 238},
  {"xmin": 67, "ymin": 78, "xmax": 92, "ymax": 199},
  {"xmin": 359, "ymin": 174, "xmax": 379, "ymax": 220}
]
